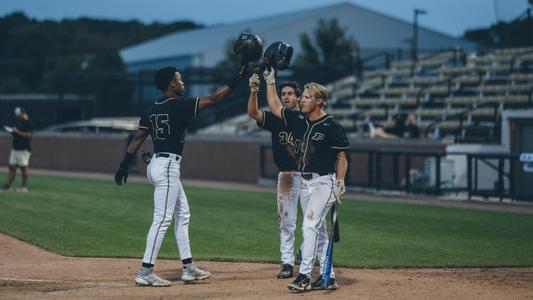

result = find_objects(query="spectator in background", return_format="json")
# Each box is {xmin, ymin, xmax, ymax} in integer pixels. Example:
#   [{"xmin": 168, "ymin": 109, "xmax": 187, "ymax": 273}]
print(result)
[
  {"xmin": 2, "ymin": 107, "xmax": 33, "ymax": 192},
  {"xmin": 369, "ymin": 113, "xmax": 420, "ymax": 139},
  {"xmin": 404, "ymin": 113, "xmax": 420, "ymax": 139},
  {"xmin": 368, "ymin": 114, "xmax": 406, "ymax": 139}
]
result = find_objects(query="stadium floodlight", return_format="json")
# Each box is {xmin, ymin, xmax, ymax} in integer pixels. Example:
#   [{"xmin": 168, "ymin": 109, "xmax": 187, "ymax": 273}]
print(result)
[{"xmin": 412, "ymin": 8, "xmax": 428, "ymax": 64}]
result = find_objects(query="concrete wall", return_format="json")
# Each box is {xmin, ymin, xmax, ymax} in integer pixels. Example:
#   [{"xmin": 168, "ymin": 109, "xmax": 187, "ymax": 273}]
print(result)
[{"xmin": 0, "ymin": 133, "xmax": 446, "ymax": 185}]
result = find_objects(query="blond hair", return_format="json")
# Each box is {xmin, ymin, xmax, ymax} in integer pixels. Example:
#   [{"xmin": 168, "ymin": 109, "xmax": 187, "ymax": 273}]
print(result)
[{"xmin": 304, "ymin": 82, "xmax": 328, "ymax": 106}]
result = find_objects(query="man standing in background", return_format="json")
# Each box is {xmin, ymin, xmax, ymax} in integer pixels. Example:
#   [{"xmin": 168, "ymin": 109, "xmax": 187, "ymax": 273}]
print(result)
[
  {"xmin": 247, "ymin": 73, "xmax": 303, "ymax": 279},
  {"xmin": 2, "ymin": 107, "xmax": 33, "ymax": 192}
]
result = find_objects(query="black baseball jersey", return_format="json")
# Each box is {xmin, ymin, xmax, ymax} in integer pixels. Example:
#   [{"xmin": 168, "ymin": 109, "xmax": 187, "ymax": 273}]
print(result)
[
  {"xmin": 139, "ymin": 95, "xmax": 200, "ymax": 155},
  {"xmin": 258, "ymin": 111, "xmax": 298, "ymax": 171},
  {"xmin": 12, "ymin": 119, "xmax": 33, "ymax": 151},
  {"xmin": 281, "ymin": 107, "xmax": 349, "ymax": 174}
]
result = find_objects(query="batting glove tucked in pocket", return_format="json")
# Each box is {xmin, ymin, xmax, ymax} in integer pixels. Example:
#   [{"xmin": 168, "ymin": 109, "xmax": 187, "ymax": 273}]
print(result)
[{"xmin": 333, "ymin": 180, "xmax": 345, "ymax": 204}]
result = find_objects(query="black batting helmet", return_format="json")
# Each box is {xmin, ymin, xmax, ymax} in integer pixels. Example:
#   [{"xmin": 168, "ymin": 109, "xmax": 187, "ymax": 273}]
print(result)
[
  {"xmin": 263, "ymin": 41, "xmax": 293, "ymax": 70},
  {"xmin": 233, "ymin": 33, "xmax": 263, "ymax": 66}
]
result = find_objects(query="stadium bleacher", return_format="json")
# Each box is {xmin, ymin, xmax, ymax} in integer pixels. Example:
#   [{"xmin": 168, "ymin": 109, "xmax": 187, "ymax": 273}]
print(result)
[
  {"xmin": 199, "ymin": 47, "xmax": 533, "ymax": 143},
  {"xmin": 326, "ymin": 47, "xmax": 533, "ymax": 142}
]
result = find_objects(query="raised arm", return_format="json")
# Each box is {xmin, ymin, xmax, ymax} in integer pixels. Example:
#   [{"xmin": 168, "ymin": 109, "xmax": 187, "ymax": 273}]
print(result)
[
  {"xmin": 247, "ymin": 73, "xmax": 264, "ymax": 124},
  {"xmin": 263, "ymin": 68, "xmax": 283, "ymax": 119},
  {"xmin": 197, "ymin": 68, "xmax": 244, "ymax": 111}
]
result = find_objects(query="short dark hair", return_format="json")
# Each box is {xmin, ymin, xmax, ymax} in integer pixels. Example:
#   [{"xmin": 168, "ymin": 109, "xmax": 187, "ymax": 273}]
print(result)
[
  {"xmin": 155, "ymin": 67, "xmax": 178, "ymax": 91},
  {"xmin": 279, "ymin": 81, "xmax": 302, "ymax": 97}
]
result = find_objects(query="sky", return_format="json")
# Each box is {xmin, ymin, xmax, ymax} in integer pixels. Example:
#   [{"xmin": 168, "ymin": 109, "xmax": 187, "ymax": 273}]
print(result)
[{"xmin": 0, "ymin": 0, "xmax": 529, "ymax": 37}]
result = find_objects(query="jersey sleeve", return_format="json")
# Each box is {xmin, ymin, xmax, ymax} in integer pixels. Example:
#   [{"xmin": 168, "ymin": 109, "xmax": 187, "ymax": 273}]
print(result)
[
  {"xmin": 280, "ymin": 107, "xmax": 303, "ymax": 130},
  {"xmin": 138, "ymin": 111, "xmax": 150, "ymax": 131},
  {"xmin": 258, "ymin": 110, "xmax": 276, "ymax": 132},
  {"xmin": 330, "ymin": 122, "xmax": 349, "ymax": 151},
  {"xmin": 180, "ymin": 97, "xmax": 200, "ymax": 118}
]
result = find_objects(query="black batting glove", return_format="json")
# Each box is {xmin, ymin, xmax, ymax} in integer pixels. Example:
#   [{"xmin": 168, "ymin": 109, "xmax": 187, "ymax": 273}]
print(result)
[
  {"xmin": 114, "ymin": 166, "xmax": 129, "ymax": 185},
  {"xmin": 114, "ymin": 152, "xmax": 134, "ymax": 186}
]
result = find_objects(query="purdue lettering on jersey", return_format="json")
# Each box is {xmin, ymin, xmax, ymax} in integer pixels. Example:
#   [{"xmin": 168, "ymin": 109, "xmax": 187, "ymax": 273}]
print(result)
[
  {"xmin": 139, "ymin": 96, "xmax": 200, "ymax": 155},
  {"xmin": 281, "ymin": 107, "xmax": 349, "ymax": 174},
  {"xmin": 258, "ymin": 111, "xmax": 299, "ymax": 171}
]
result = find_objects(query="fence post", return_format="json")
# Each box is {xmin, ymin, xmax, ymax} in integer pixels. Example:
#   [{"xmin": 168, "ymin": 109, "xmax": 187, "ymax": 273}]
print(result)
[
  {"xmin": 376, "ymin": 153, "xmax": 382, "ymax": 191},
  {"xmin": 435, "ymin": 154, "xmax": 441, "ymax": 195},
  {"xmin": 368, "ymin": 153, "xmax": 374, "ymax": 188},
  {"xmin": 393, "ymin": 154, "xmax": 399, "ymax": 187},
  {"xmin": 467, "ymin": 154, "xmax": 472, "ymax": 200},
  {"xmin": 405, "ymin": 154, "xmax": 411, "ymax": 192},
  {"xmin": 498, "ymin": 157, "xmax": 504, "ymax": 202}
]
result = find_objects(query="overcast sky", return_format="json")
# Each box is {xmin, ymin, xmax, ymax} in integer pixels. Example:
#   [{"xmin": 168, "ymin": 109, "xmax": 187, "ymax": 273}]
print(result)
[{"xmin": 0, "ymin": 0, "xmax": 529, "ymax": 36}]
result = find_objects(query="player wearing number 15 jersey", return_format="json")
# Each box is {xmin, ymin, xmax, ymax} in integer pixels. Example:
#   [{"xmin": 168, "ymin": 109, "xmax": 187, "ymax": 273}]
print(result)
[{"xmin": 114, "ymin": 66, "xmax": 243, "ymax": 287}]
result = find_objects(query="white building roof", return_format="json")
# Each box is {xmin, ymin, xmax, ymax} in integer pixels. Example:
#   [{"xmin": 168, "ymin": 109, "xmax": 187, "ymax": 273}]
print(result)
[{"xmin": 120, "ymin": 2, "xmax": 476, "ymax": 67}]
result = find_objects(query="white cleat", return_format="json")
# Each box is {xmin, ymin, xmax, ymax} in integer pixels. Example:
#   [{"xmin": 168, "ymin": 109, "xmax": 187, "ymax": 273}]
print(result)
[
  {"xmin": 135, "ymin": 266, "xmax": 171, "ymax": 287},
  {"xmin": 181, "ymin": 264, "xmax": 211, "ymax": 283}
]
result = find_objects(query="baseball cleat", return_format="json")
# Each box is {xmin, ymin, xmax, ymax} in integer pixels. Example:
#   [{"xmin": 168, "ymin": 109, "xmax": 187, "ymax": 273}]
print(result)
[
  {"xmin": 1, "ymin": 185, "xmax": 12, "ymax": 192},
  {"xmin": 311, "ymin": 275, "xmax": 337, "ymax": 290},
  {"xmin": 135, "ymin": 267, "xmax": 171, "ymax": 287},
  {"xmin": 287, "ymin": 273, "xmax": 311, "ymax": 292},
  {"xmin": 277, "ymin": 264, "xmax": 294, "ymax": 279},
  {"xmin": 181, "ymin": 264, "xmax": 211, "ymax": 283}
]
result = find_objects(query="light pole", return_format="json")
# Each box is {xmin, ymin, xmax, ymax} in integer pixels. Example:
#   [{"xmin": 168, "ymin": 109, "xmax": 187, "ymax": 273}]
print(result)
[{"xmin": 412, "ymin": 8, "xmax": 427, "ymax": 63}]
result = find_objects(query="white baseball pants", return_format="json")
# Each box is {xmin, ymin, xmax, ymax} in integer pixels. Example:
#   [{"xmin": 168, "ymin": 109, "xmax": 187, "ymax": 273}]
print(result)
[
  {"xmin": 277, "ymin": 171, "xmax": 303, "ymax": 266},
  {"xmin": 142, "ymin": 153, "xmax": 192, "ymax": 265},
  {"xmin": 298, "ymin": 173, "xmax": 337, "ymax": 277}
]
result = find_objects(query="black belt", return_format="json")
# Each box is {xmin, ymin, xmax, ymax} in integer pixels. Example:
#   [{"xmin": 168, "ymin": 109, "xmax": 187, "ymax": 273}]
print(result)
[
  {"xmin": 155, "ymin": 153, "xmax": 181, "ymax": 161},
  {"xmin": 301, "ymin": 172, "xmax": 331, "ymax": 180}
]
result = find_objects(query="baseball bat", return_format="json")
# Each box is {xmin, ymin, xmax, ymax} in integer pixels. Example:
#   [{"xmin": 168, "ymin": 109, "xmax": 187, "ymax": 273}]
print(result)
[{"xmin": 321, "ymin": 204, "xmax": 338, "ymax": 288}]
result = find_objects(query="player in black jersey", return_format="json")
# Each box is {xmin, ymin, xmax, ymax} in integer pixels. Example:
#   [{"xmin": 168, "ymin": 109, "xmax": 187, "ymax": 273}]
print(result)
[
  {"xmin": 114, "ymin": 66, "xmax": 243, "ymax": 287},
  {"xmin": 247, "ymin": 73, "xmax": 303, "ymax": 278},
  {"xmin": 263, "ymin": 68, "xmax": 349, "ymax": 292}
]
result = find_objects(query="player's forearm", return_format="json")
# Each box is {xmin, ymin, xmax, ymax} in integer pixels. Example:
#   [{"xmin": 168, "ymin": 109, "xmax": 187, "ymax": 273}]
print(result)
[
  {"xmin": 198, "ymin": 86, "xmax": 232, "ymax": 110},
  {"xmin": 266, "ymin": 84, "xmax": 282, "ymax": 118},
  {"xmin": 126, "ymin": 130, "xmax": 148, "ymax": 154},
  {"xmin": 13, "ymin": 129, "xmax": 32, "ymax": 139},
  {"xmin": 247, "ymin": 91, "xmax": 262, "ymax": 121},
  {"xmin": 335, "ymin": 151, "xmax": 348, "ymax": 181}
]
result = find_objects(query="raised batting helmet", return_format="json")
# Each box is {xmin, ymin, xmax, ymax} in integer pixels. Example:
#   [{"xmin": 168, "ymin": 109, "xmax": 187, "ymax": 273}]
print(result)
[
  {"xmin": 263, "ymin": 41, "xmax": 293, "ymax": 70},
  {"xmin": 234, "ymin": 33, "xmax": 263, "ymax": 67}
]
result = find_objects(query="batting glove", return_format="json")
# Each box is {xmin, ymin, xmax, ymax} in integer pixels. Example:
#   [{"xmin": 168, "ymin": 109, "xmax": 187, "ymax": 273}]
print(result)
[
  {"xmin": 249, "ymin": 73, "xmax": 260, "ymax": 92},
  {"xmin": 114, "ymin": 166, "xmax": 128, "ymax": 185},
  {"xmin": 333, "ymin": 180, "xmax": 345, "ymax": 203},
  {"xmin": 263, "ymin": 67, "xmax": 276, "ymax": 85}
]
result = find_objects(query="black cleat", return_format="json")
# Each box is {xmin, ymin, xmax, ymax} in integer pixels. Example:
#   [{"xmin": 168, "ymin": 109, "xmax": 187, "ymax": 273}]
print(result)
[
  {"xmin": 277, "ymin": 264, "xmax": 293, "ymax": 279},
  {"xmin": 287, "ymin": 273, "xmax": 311, "ymax": 292},
  {"xmin": 311, "ymin": 275, "xmax": 337, "ymax": 290}
]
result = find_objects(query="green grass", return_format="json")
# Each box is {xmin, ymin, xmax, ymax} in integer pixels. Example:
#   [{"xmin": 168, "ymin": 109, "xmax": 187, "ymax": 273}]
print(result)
[{"xmin": 0, "ymin": 172, "xmax": 532, "ymax": 268}]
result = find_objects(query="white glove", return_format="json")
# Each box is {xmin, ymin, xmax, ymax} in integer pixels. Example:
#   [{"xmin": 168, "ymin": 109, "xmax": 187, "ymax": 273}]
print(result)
[
  {"xmin": 263, "ymin": 67, "xmax": 276, "ymax": 85},
  {"xmin": 333, "ymin": 180, "xmax": 345, "ymax": 203},
  {"xmin": 249, "ymin": 73, "xmax": 260, "ymax": 92}
]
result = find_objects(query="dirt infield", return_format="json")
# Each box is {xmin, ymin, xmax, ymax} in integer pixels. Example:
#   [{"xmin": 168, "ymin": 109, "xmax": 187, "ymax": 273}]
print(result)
[{"xmin": 1, "ymin": 233, "xmax": 532, "ymax": 299}]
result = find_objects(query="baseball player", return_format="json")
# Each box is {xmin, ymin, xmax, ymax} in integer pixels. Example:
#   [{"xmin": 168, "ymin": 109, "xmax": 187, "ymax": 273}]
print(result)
[
  {"xmin": 2, "ymin": 107, "xmax": 33, "ymax": 192},
  {"xmin": 247, "ymin": 73, "xmax": 303, "ymax": 278},
  {"xmin": 263, "ymin": 68, "xmax": 349, "ymax": 292},
  {"xmin": 114, "ymin": 66, "xmax": 243, "ymax": 286}
]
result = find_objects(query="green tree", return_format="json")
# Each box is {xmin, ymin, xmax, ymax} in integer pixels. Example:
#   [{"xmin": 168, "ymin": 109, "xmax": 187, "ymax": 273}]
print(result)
[
  {"xmin": 216, "ymin": 37, "xmax": 240, "ymax": 69},
  {"xmin": 295, "ymin": 18, "xmax": 360, "ymax": 69}
]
